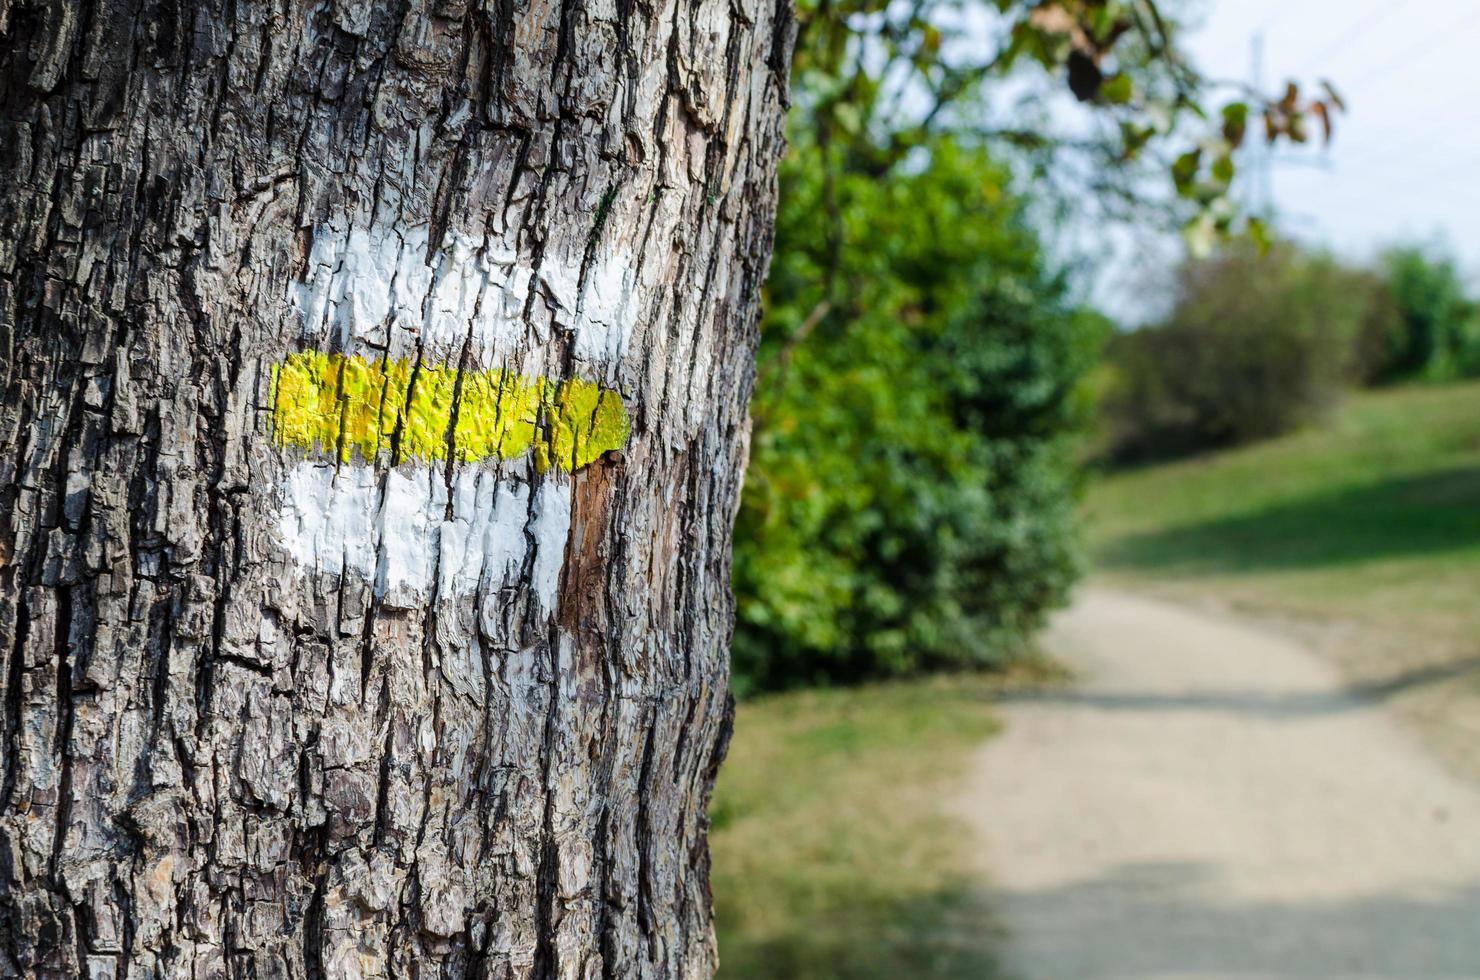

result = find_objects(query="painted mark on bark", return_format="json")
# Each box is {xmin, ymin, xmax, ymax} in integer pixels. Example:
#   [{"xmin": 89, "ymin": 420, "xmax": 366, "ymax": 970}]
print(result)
[
  {"xmin": 270, "ymin": 351, "xmax": 629, "ymax": 472},
  {"xmin": 271, "ymin": 218, "xmax": 640, "ymax": 606},
  {"xmin": 267, "ymin": 352, "xmax": 624, "ymax": 605},
  {"xmin": 290, "ymin": 223, "xmax": 642, "ymax": 368},
  {"xmin": 275, "ymin": 463, "xmax": 572, "ymax": 609}
]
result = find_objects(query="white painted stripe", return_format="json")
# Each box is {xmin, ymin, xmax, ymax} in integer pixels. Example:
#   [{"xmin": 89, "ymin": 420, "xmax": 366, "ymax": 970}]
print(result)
[
  {"xmin": 529, "ymin": 480, "xmax": 574, "ymax": 614},
  {"xmin": 275, "ymin": 461, "xmax": 571, "ymax": 609},
  {"xmin": 290, "ymin": 223, "xmax": 639, "ymax": 372}
]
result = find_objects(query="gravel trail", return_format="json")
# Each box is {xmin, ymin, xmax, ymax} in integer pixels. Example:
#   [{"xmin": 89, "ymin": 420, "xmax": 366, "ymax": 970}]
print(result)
[{"xmin": 965, "ymin": 587, "xmax": 1480, "ymax": 979}]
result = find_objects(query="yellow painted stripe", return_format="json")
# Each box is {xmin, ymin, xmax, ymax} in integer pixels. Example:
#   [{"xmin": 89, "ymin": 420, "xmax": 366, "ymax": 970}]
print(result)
[{"xmin": 270, "ymin": 351, "xmax": 629, "ymax": 472}]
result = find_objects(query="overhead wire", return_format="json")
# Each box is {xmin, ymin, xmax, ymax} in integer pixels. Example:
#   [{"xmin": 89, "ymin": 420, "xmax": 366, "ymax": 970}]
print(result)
[
  {"xmin": 1252, "ymin": 0, "xmax": 1307, "ymax": 35},
  {"xmin": 1343, "ymin": 3, "xmax": 1480, "ymax": 90},
  {"xmin": 1298, "ymin": 0, "xmax": 1416, "ymax": 74},
  {"xmin": 1284, "ymin": 2, "xmax": 1480, "ymax": 193}
]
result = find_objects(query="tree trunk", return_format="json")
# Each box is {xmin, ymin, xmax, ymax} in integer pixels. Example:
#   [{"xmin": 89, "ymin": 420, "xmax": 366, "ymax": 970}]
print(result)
[{"xmin": 0, "ymin": 0, "xmax": 792, "ymax": 975}]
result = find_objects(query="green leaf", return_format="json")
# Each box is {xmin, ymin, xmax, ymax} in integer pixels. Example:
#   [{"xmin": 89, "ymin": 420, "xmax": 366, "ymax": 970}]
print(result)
[
  {"xmin": 1247, "ymin": 216, "xmax": 1272, "ymax": 255},
  {"xmin": 1172, "ymin": 149, "xmax": 1202, "ymax": 197},
  {"xmin": 834, "ymin": 102, "xmax": 862, "ymax": 135},
  {"xmin": 1211, "ymin": 153, "xmax": 1234, "ymax": 186},
  {"xmin": 1221, "ymin": 102, "xmax": 1249, "ymax": 148},
  {"xmin": 1120, "ymin": 122, "xmax": 1154, "ymax": 159},
  {"xmin": 1101, "ymin": 74, "xmax": 1134, "ymax": 105}
]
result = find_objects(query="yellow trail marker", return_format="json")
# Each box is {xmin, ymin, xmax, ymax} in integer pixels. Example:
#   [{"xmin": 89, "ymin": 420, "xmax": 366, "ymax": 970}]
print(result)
[{"xmin": 270, "ymin": 351, "xmax": 629, "ymax": 473}]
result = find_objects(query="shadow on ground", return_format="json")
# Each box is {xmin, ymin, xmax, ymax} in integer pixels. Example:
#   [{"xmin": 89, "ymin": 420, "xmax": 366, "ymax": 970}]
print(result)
[
  {"xmin": 987, "ymin": 861, "xmax": 1480, "ymax": 978},
  {"xmin": 724, "ymin": 861, "xmax": 1480, "ymax": 978},
  {"xmin": 1097, "ymin": 467, "xmax": 1480, "ymax": 576},
  {"xmin": 994, "ymin": 656, "xmax": 1480, "ymax": 720},
  {"xmin": 717, "ymin": 885, "xmax": 1008, "ymax": 979}
]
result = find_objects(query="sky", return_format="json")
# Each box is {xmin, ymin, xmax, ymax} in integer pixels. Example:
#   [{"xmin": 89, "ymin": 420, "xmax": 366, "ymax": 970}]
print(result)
[{"xmin": 1186, "ymin": 0, "xmax": 1480, "ymax": 278}]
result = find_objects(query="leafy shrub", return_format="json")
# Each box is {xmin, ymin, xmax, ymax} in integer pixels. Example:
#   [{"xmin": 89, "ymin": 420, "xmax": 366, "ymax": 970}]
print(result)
[
  {"xmin": 1365, "ymin": 245, "xmax": 1480, "ymax": 383},
  {"xmin": 1099, "ymin": 244, "xmax": 1374, "ymax": 462},
  {"xmin": 731, "ymin": 140, "xmax": 1104, "ymax": 694}
]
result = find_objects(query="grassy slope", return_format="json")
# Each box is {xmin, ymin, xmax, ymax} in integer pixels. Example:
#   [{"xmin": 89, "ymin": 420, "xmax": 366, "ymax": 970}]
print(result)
[
  {"xmin": 710, "ymin": 677, "xmax": 1012, "ymax": 979},
  {"xmin": 1086, "ymin": 380, "xmax": 1480, "ymax": 640},
  {"xmin": 709, "ymin": 383, "xmax": 1480, "ymax": 979}
]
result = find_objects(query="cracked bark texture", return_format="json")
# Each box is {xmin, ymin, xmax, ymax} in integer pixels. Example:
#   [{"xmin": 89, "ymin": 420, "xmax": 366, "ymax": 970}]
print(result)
[{"xmin": 0, "ymin": 0, "xmax": 792, "ymax": 975}]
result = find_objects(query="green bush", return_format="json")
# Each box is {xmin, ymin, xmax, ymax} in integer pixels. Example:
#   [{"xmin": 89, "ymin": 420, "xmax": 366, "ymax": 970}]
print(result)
[
  {"xmin": 1366, "ymin": 245, "xmax": 1480, "ymax": 383},
  {"xmin": 732, "ymin": 140, "xmax": 1104, "ymax": 694},
  {"xmin": 1099, "ymin": 244, "xmax": 1374, "ymax": 462}
]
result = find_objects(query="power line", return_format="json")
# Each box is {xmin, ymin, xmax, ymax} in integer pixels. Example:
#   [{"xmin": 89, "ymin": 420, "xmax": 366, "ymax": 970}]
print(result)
[
  {"xmin": 1330, "ymin": 107, "xmax": 1480, "ymax": 173},
  {"xmin": 1289, "ymin": 157, "xmax": 1480, "ymax": 215},
  {"xmin": 1307, "ymin": 33, "xmax": 1480, "ymax": 172},
  {"xmin": 1344, "ymin": 4, "xmax": 1480, "ymax": 91},
  {"xmin": 1338, "ymin": 96, "xmax": 1480, "ymax": 155},
  {"xmin": 1253, "ymin": 0, "xmax": 1307, "ymax": 35},
  {"xmin": 1257, "ymin": 139, "xmax": 1480, "ymax": 222},
  {"xmin": 1336, "ymin": 151, "xmax": 1480, "ymax": 190},
  {"xmin": 1300, "ymin": 0, "xmax": 1415, "ymax": 74}
]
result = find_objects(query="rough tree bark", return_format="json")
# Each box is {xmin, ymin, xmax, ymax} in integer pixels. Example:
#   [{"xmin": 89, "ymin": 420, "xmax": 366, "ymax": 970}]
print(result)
[{"xmin": 0, "ymin": 0, "xmax": 792, "ymax": 975}]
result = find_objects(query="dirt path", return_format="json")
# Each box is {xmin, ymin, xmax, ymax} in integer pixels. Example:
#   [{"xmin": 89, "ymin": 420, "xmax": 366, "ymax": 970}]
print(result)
[{"xmin": 964, "ymin": 587, "xmax": 1480, "ymax": 979}]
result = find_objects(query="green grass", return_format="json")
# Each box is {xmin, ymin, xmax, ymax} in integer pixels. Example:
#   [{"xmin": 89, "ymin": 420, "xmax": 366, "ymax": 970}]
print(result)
[
  {"xmin": 1086, "ymin": 380, "xmax": 1480, "ymax": 638},
  {"xmin": 711, "ymin": 675, "xmax": 1021, "ymax": 979}
]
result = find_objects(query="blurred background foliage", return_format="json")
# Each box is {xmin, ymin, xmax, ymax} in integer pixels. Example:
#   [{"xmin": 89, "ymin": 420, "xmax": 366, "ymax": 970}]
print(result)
[
  {"xmin": 1098, "ymin": 240, "xmax": 1480, "ymax": 464},
  {"xmin": 714, "ymin": 1, "xmax": 1480, "ymax": 976},
  {"xmin": 727, "ymin": 0, "xmax": 1349, "ymax": 693},
  {"xmin": 732, "ymin": 137, "xmax": 1106, "ymax": 692},
  {"xmin": 1097, "ymin": 243, "xmax": 1374, "ymax": 461},
  {"xmin": 1373, "ymin": 246, "xmax": 1480, "ymax": 385}
]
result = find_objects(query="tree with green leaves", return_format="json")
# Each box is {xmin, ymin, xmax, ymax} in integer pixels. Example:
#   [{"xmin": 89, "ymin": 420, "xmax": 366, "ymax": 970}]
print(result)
[
  {"xmin": 735, "ymin": 139, "xmax": 1108, "ymax": 689},
  {"xmin": 787, "ymin": 0, "xmax": 1343, "ymax": 252},
  {"xmin": 734, "ymin": 0, "xmax": 1341, "ymax": 690},
  {"xmin": 1373, "ymin": 245, "xmax": 1480, "ymax": 383},
  {"xmin": 1099, "ymin": 243, "xmax": 1382, "ymax": 461}
]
